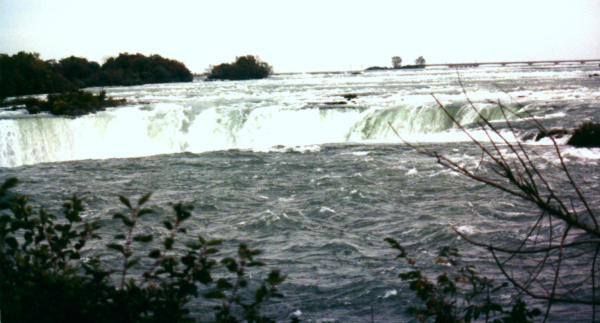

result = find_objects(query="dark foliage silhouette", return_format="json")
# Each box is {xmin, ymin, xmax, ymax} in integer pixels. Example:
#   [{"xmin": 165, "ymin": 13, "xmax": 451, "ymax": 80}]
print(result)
[{"xmin": 207, "ymin": 55, "xmax": 272, "ymax": 81}]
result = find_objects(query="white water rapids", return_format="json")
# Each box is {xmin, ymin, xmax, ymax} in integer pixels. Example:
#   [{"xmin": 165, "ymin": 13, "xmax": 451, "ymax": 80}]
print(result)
[{"xmin": 1, "ymin": 65, "xmax": 598, "ymax": 167}]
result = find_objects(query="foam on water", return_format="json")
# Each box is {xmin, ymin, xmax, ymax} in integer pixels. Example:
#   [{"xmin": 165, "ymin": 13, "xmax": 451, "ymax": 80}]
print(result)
[{"xmin": 1, "ymin": 64, "xmax": 598, "ymax": 167}]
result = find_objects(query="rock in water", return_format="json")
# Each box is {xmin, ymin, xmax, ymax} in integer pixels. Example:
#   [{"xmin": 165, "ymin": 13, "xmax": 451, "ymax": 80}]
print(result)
[{"xmin": 567, "ymin": 122, "xmax": 600, "ymax": 148}]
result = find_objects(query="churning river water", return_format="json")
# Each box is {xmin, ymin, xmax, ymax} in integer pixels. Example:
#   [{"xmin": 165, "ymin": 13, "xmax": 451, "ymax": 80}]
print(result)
[{"xmin": 1, "ymin": 65, "xmax": 600, "ymax": 321}]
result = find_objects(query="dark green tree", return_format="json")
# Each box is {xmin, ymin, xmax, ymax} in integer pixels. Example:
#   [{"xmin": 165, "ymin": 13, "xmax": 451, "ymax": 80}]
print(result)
[
  {"xmin": 207, "ymin": 55, "xmax": 272, "ymax": 81},
  {"xmin": 415, "ymin": 56, "xmax": 426, "ymax": 66},
  {"xmin": 97, "ymin": 53, "xmax": 193, "ymax": 86},
  {"xmin": 58, "ymin": 56, "xmax": 101, "ymax": 87},
  {"xmin": 0, "ymin": 52, "xmax": 74, "ymax": 99}
]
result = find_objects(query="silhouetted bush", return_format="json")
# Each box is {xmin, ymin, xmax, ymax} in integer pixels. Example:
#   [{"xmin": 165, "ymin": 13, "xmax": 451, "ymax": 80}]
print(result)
[
  {"xmin": 0, "ymin": 178, "xmax": 285, "ymax": 322},
  {"xmin": 567, "ymin": 121, "xmax": 600, "ymax": 147},
  {"xmin": 0, "ymin": 52, "xmax": 193, "ymax": 99},
  {"xmin": 207, "ymin": 55, "xmax": 272, "ymax": 81},
  {"xmin": 385, "ymin": 238, "xmax": 540, "ymax": 322},
  {"xmin": 57, "ymin": 56, "xmax": 101, "ymax": 88},
  {"xmin": 2, "ymin": 90, "xmax": 126, "ymax": 117},
  {"xmin": 394, "ymin": 90, "xmax": 600, "ymax": 320},
  {"xmin": 0, "ymin": 52, "xmax": 74, "ymax": 99},
  {"xmin": 97, "ymin": 53, "xmax": 193, "ymax": 86}
]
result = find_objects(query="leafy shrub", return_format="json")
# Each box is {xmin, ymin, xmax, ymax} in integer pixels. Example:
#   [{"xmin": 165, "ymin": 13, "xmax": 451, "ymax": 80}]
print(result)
[
  {"xmin": 385, "ymin": 238, "xmax": 540, "ymax": 323},
  {"xmin": 207, "ymin": 55, "xmax": 272, "ymax": 81},
  {"xmin": 0, "ymin": 52, "xmax": 74, "ymax": 99},
  {"xmin": 0, "ymin": 178, "xmax": 285, "ymax": 322},
  {"xmin": 415, "ymin": 56, "xmax": 426, "ymax": 66},
  {"xmin": 2, "ymin": 90, "xmax": 126, "ymax": 117},
  {"xmin": 97, "ymin": 53, "xmax": 193, "ymax": 86},
  {"xmin": 56, "ymin": 56, "xmax": 101, "ymax": 88},
  {"xmin": 393, "ymin": 85, "xmax": 600, "ymax": 319}
]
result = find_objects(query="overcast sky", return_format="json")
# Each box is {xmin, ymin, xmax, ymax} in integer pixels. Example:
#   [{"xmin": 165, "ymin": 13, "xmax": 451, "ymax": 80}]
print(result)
[{"xmin": 1, "ymin": 0, "xmax": 599, "ymax": 72}]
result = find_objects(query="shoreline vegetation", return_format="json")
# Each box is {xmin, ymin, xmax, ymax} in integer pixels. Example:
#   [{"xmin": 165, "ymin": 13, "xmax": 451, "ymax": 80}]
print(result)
[
  {"xmin": 0, "ymin": 52, "xmax": 276, "ymax": 117},
  {"xmin": 1, "ymin": 90, "xmax": 127, "ymax": 117},
  {"xmin": 388, "ymin": 92, "xmax": 600, "ymax": 321},
  {"xmin": 0, "ymin": 51, "xmax": 192, "ymax": 117},
  {"xmin": 366, "ymin": 55, "xmax": 426, "ymax": 71},
  {"xmin": 0, "ymin": 52, "xmax": 599, "ymax": 320},
  {"xmin": 0, "ymin": 52, "xmax": 193, "ymax": 100},
  {"xmin": 206, "ymin": 55, "xmax": 272, "ymax": 81},
  {"xmin": 0, "ymin": 179, "xmax": 286, "ymax": 322}
]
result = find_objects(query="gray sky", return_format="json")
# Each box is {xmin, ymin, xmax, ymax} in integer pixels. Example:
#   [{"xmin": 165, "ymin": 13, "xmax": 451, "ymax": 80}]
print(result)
[{"xmin": 1, "ymin": 0, "xmax": 599, "ymax": 72}]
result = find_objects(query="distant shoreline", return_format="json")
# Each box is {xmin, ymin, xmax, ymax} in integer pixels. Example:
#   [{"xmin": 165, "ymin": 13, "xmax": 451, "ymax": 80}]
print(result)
[{"xmin": 366, "ymin": 58, "xmax": 600, "ymax": 72}]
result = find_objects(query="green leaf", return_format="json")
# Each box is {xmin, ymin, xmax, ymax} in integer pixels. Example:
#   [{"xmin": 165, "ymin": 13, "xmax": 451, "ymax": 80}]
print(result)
[
  {"xmin": 5, "ymin": 236, "xmax": 18, "ymax": 249},
  {"xmin": 164, "ymin": 237, "xmax": 174, "ymax": 250},
  {"xmin": 181, "ymin": 255, "xmax": 195, "ymax": 266},
  {"xmin": 194, "ymin": 268, "xmax": 213, "ymax": 284},
  {"xmin": 221, "ymin": 258, "xmax": 238, "ymax": 273},
  {"xmin": 173, "ymin": 203, "xmax": 193, "ymax": 221},
  {"xmin": 267, "ymin": 269, "xmax": 285, "ymax": 285},
  {"xmin": 206, "ymin": 248, "xmax": 219, "ymax": 254},
  {"xmin": 119, "ymin": 195, "xmax": 132, "ymax": 209},
  {"xmin": 114, "ymin": 213, "xmax": 134, "ymax": 227},
  {"xmin": 529, "ymin": 308, "xmax": 542, "ymax": 316},
  {"xmin": 254, "ymin": 285, "xmax": 267, "ymax": 302},
  {"xmin": 126, "ymin": 257, "xmax": 140, "ymax": 268},
  {"xmin": 207, "ymin": 239, "xmax": 223, "ymax": 246},
  {"xmin": 138, "ymin": 192, "xmax": 152, "ymax": 206},
  {"xmin": 185, "ymin": 242, "xmax": 201, "ymax": 250},
  {"xmin": 204, "ymin": 290, "xmax": 225, "ymax": 299},
  {"xmin": 133, "ymin": 234, "xmax": 153, "ymax": 243},
  {"xmin": 149, "ymin": 249, "xmax": 161, "ymax": 258},
  {"xmin": 271, "ymin": 292, "xmax": 284, "ymax": 298},
  {"xmin": 0, "ymin": 177, "xmax": 18, "ymax": 191},
  {"xmin": 384, "ymin": 237, "xmax": 407, "ymax": 258},
  {"xmin": 137, "ymin": 208, "xmax": 154, "ymax": 217},
  {"xmin": 163, "ymin": 221, "xmax": 173, "ymax": 230},
  {"xmin": 399, "ymin": 270, "xmax": 421, "ymax": 280},
  {"xmin": 107, "ymin": 243, "xmax": 124, "ymax": 253},
  {"xmin": 216, "ymin": 278, "xmax": 233, "ymax": 290}
]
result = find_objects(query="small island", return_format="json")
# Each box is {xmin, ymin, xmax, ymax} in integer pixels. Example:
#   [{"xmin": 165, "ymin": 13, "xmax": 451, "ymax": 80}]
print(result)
[
  {"xmin": 1, "ymin": 90, "xmax": 126, "ymax": 117},
  {"xmin": 0, "ymin": 51, "xmax": 194, "ymax": 117},
  {"xmin": 206, "ymin": 55, "xmax": 272, "ymax": 81},
  {"xmin": 366, "ymin": 56, "xmax": 426, "ymax": 71},
  {"xmin": 0, "ymin": 52, "xmax": 193, "ymax": 100}
]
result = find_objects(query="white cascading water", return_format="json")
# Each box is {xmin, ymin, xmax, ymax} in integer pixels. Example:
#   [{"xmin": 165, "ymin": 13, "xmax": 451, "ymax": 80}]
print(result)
[{"xmin": 0, "ymin": 100, "xmax": 510, "ymax": 168}]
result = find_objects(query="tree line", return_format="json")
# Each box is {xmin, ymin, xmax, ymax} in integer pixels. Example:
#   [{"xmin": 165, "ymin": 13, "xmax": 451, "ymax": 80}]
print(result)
[
  {"xmin": 0, "ymin": 52, "xmax": 193, "ymax": 99},
  {"xmin": 206, "ymin": 55, "xmax": 272, "ymax": 81}
]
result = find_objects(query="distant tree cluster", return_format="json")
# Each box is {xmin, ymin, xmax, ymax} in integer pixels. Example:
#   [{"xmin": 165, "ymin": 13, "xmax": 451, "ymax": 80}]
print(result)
[
  {"xmin": 392, "ymin": 56, "xmax": 402, "ymax": 68},
  {"xmin": 97, "ymin": 53, "xmax": 193, "ymax": 86},
  {"xmin": 0, "ymin": 52, "xmax": 193, "ymax": 99},
  {"xmin": 207, "ymin": 55, "xmax": 272, "ymax": 81},
  {"xmin": 54, "ymin": 56, "xmax": 102, "ymax": 88},
  {"xmin": 0, "ymin": 52, "xmax": 75, "ymax": 99}
]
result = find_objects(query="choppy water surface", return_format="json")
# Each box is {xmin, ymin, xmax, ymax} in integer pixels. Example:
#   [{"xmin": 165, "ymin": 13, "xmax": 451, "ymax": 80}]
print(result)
[{"xmin": 1, "ymin": 65, "xmax": 600, "ymax": 321}]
